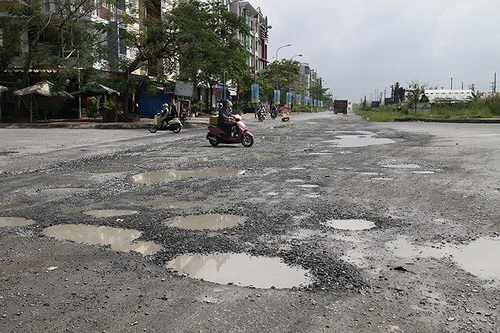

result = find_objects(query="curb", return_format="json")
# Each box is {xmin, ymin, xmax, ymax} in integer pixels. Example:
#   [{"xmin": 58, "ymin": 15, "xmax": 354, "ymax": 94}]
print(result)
[{"xmin": 394, "ymin": 117, "xmax": 500, "ymax": 123}]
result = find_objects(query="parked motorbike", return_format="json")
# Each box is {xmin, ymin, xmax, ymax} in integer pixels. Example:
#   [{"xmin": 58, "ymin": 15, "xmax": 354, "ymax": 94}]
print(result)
[
  {"xmin": 148, "ymin": 113, "xmax": 182, "ymax": 133},
  {"xmin": 206, "ymin": 114, "xmax": 254, "ymax": 147}
]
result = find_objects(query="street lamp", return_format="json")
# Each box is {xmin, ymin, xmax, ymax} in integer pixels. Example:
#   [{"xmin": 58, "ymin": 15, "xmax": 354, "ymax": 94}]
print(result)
[
  {"xmin": 291, "ymin": 54, "xmax": 303, "ymax": 61},
  {"xmin": 275, "ymin": 43, "xmax": 291, "ymax": 61}
]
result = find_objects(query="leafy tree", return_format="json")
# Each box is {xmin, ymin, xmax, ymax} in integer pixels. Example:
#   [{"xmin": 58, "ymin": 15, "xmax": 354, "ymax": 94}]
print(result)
[
  {"xmin": 406, "ymin": 81, "xmax": 426, "ymax": 113},
  {"xmin": 257, "ymin": 59, "xmax": 303, "ymax": 103},
  {"xmin": 170, "ymin": 1, "xmax": 250, "ymax": 109},
  {"xmin": 0, "ymin": 0, "xmax": 105, "ymax": 87}
]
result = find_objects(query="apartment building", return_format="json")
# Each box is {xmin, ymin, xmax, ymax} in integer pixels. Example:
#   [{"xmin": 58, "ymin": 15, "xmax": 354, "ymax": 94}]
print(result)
[{"xmin": 0, "ymin": 0, "xmax": 269, "ymax": 120}]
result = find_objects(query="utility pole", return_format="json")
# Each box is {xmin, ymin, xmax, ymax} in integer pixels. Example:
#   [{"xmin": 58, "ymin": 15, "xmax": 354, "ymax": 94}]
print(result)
[
  {"xmin": 493, "ymin": 72, "xmax": 497, "ymax": 93},
  {"xmin": 450, "ymin": 77, "xmax": 453, "ymax": 90}
]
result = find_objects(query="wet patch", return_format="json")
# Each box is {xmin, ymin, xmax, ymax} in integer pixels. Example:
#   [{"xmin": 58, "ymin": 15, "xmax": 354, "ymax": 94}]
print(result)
[
  {"xmin": 382, "ymin": 163, "xmax": 421, "ymax": 169},
  {"xmin": 0, "ymin": 216, "xmax": 36, "ymax": 228},
  {"xmin": 387, "ymin": 236, "xmax": 500, "ymax": 285},
  {"xmin": 454, "ymin": 237, "xmax": 500, "ymax": 283},
  {"xmin": 164, "ymin": 214, "xmax": 246, "ymax": 230},
  {"xmin": 286, "ymin": 179, "xmax": 305, "ymax": 183},
  {"xmin": 42, "ymin": 224, "xmax": 161, "ymax": 256},
  {"xmin": 83, "ymin": 209, "xmax": 139, "ymax": 218},
  {"xmin": 297, "ymin": 184, "xmax": 320, "ymax": 188},
  {"xmin": 41, "ymin": 188, "xmax": 91, "ymax": 194},
  {"xmin": 0, "ymin": 203, "xmax": 29, "ymax": 211},
  {"xmin": 131, "ymin": 168, "xmax": 245, "ymax": 184},
  {"xmin": 323, "ymin": 219, "xmax": 376, "ymax": 231},
  {"xmin": 166, "ymin": 253, "xmax": 312, "ymax": 289},
  {"xmin": 323, "ymin": 131, "xmax": 396, "ymax": 147},
  {"xmin": 260, "ymin": 136, "xmax": 292, "ymax": 143}
]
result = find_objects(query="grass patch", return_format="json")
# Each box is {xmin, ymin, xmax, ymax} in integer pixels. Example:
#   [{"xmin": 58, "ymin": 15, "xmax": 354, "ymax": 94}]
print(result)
[{"xmin": 355, "ymin": 95, "xmax": 500, "ymax": 122}]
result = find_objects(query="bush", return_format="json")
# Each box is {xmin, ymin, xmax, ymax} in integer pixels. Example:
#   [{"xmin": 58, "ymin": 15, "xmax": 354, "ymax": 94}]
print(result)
[
  {"xmin": 478, "ymin": 95, "xmax": 500, "ymax": 115},
  {"xmin": 101, "ymin": 100, "xmax": 123, "ymax": 122}
]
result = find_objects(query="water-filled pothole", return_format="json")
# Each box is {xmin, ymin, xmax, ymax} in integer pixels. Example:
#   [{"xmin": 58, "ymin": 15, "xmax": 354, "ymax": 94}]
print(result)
[
  {"xmin": 41, "ymin": 188, "xmax": 91, "ymax": 194},
  {"xmin": 131, "ymin": 168, "xmax": 245, "ymax": 184},
  {"xmin": 83, "ymin": 209, "xmax": 139, "ymax": 218},
  {"xmin": 454, "ymin": 237, "xmax": 500, "ymax": 283},
  {"xmin": 164, "ymin": 214, "xmax": 246, "ymax": 230},
  {"xmin": 323, "ymin": 219, "xmax": 376, "ymax": 231},
  {"xmin": 324, "ymin": 131, "xmax": 396, "ymax": 147},
  {"xmin": 0, "ymin": 216, "xmax": 36, "ymax": 228},
  {"xmin": 260, "ymin": 136, "xmax": 292, "ymax": 143},
  {"xmin": 42, "ymin": 224, "xmax": 161, "ymax": 256},
  {"xmin": 387, "ymin": 236, "xmax": 500, "ymax": 285},
  {"xmin": 0, "ymin": 203, "xmax": 29, "ymax": 211},
  {"xmin": 166, "ymin": 253, "xmax": 312, "ymax": 289},
  {"xmin": 298, "ymin": 184, "xmax": 319, "ymax": 188},
  {"xmin": 382, "ymin": 163, "xmax": 421, "ymax": 169}
]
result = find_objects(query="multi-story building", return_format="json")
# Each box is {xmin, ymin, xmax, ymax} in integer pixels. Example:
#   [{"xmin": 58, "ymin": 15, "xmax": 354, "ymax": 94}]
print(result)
[
  {"xmin": 228, "ymin": 1, "xmax": 269, "ymax": 75},
  {"xmin": 0, "ymin": 0, "xmax": 269, "ymax": 120}
]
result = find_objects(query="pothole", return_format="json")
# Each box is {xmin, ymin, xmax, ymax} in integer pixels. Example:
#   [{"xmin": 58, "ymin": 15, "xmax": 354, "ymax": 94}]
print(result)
[
  {"xmin": 131, "ymin": 168, "xmax": 245, "ymax": 184},
  {"xmin": 297, "ymin": 184, "xmax": 319, "ymax": 188},
  {"xmin": 323, "ymin": 219, "xmax": 376, "ymax": 231},
  {"xmin": 387, "ymin": 236, "xmax": 500, "ymax": 285},
  {"xmin": 41, "ymin": 188, "xmax": 91, "ymax": 194},
  {"xmin": 260, "ymin": 136, "xmax": 292, "ymax": 143},
  {"xmin": 0, "ymin": 203, "xmax": 29, "ymax": 211},
  {"xmin": 166, "ymin": 253, "xmax": 312, "ymax": 289},
  {"xmin": 454, "ymin": 237, "xmax": 500, "ymax": 283},
  {"xmin": 323, "ymin": 131, "xmax": 396, "ymax": 147},
  {"xmin": 42, "ymin": 224, "xmax": 162, "ymax": 256},
  {"xmin": 382, "ymin": 163, "xmax": 421, "ymax": 169},
  {"xmin": 163, "ymin": 214, "xmax": 246, "ymax": 230},
  {"xmin": 83, "ymin": 209, "xmax": 139, "ymax": 218},
  {"xmin": 0, "ymin": 216, "xmax": 36, "ymax": 228}
]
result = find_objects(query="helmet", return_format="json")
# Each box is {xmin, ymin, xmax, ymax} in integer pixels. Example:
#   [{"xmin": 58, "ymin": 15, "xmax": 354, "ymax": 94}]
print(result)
[{"xmin": 163, "ymin": 103, "xmax": 169, "ymax": 107}]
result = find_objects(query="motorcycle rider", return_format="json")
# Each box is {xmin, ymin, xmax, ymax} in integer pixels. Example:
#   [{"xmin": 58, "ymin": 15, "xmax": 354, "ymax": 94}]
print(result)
[
  {"xmin": 159, "ymin": 103, "xmax": 171, "ymax": 126},
  {"xmin": 218, "ymin": 100, "xmax": 237, "ymax": 137}
]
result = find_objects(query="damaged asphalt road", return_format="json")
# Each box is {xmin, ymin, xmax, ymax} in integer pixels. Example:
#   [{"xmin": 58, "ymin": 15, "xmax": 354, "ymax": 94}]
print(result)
[{"xmin": 0, "ymin": 112, "xmax": 499, "ymax": 332}]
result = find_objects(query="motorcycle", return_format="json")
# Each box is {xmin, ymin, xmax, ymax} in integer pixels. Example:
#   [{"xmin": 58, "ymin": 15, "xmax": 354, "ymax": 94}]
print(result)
[
  {"xmin": 270, "ymin": 107, "xmax": 278, "ymax": 119},
  {"xmin": 148, "ymin": 113, "xmax": 182, "ymax": 133},
  {"xmin": 206, "ymin": 114, "xmax": 254, "ymax": 147},
  {"xmin": 256, "ymin": 105, "xmax": 266, "ymax": 121}
]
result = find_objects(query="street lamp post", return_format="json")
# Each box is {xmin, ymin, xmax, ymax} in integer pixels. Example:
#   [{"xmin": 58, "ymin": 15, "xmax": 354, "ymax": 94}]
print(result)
[
  {"xmin": 291, "ymin": 54, "xmax": 303, "ymax": 61},
  {"xmin": 275, "ymin": 43, "xmax": 291, "ymax": 62},
  {"xmin": 274, "ymin": 44, "xmax": 291, "ymax": 105}
]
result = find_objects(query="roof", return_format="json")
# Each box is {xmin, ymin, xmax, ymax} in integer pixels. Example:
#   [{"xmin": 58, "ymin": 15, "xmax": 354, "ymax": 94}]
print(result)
[{"xmin": 424, "ymin": 89, "xmax": 474, "ymax": 103}]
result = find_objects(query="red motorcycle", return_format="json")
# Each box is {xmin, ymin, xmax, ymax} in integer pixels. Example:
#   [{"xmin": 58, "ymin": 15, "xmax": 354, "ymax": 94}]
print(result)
[{"xmin": 206, "ymin": 114, "xmax": 254, "ymax": 147}]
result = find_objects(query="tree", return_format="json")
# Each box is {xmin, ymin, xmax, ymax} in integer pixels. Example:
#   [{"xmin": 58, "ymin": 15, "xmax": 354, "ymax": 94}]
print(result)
[
  {"xmin": 406, "ymin": 81, "xmax": 426, "ymax": 113},
  {"xmin": 0, "ymin": 0, "xmax": 105, "ymax": 87},
  {"xmin": 257, "ymin": 59, "xmax": 303, "ymax": 103},
  {"xmin": 171, "ymin": 1, "xmax": 250, "ymax": 109}
]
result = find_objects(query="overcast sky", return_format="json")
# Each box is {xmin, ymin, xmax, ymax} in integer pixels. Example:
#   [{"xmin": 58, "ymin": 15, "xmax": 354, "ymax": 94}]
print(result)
[{"xmin": 248, "ymin": 0, "xmax": 500, "ymax": 102}]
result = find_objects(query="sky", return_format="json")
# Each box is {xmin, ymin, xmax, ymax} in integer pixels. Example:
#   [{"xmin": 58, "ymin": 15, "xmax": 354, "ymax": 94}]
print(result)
[{"xmin": 247, "ymin": 0, "xmax": 500, "ymax": 102}]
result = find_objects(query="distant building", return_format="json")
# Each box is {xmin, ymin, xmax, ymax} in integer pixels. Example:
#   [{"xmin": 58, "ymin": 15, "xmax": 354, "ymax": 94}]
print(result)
[{"xmin": 423, "ymin": 89, "xmax": 474, "ymax": 104}]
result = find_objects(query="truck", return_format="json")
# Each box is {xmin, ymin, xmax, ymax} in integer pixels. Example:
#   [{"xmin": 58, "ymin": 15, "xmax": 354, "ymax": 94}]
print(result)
[{"xmin": 333, "ymin": 100, "xmax": 348, "ymax": 114}]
